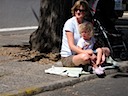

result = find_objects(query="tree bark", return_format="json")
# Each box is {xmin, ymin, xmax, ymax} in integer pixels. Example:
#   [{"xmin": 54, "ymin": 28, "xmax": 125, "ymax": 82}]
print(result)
[{"xmin": 29, "ymin": 0, "xmax": 72, "ymax": 53}]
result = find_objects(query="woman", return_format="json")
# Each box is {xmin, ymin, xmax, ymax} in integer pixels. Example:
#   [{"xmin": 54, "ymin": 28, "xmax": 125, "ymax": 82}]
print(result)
[{"xmin": 60, "ymin": 0, "xmax": 110, "ymax": 68}]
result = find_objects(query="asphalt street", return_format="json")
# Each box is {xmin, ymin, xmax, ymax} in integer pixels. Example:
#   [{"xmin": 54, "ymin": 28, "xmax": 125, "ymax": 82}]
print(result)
[
  {"xmin": 35, "ymin": 72, "xmax": 128, "ymax": 96},
  {"xmin": 0, "ymin": 0, "xmax": 40, "ymax": 28}
]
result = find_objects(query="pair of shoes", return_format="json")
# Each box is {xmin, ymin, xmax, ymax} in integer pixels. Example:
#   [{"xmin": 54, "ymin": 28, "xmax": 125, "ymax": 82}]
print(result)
[{"xmin": 92, "ymin": 67, "xmax": 104, "ymax": 75}]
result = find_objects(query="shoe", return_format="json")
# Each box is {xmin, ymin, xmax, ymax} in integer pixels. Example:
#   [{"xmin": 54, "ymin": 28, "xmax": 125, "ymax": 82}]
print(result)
[
  {"xmin": 106, "ymin": 56, "xmax": 119, "ymax": 66},
  {"xmin": 92, "ymin": 67, "xmax": 104, "ymax": 75},
  {"xmin": 106, "ymin": 56, "xmax": 113, "ymax": 63},
  {"xmin": 81, "ymin": 64, "xmax": 93, "ymax": 72}
]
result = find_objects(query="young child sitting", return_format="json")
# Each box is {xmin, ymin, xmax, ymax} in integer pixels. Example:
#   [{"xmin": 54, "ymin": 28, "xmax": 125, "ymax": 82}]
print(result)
[{"xmin": 77, "ymin": 21, "xmax": 107, "ymax": 75}]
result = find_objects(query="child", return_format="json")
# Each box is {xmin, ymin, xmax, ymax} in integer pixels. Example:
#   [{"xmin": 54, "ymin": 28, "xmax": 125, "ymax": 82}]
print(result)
[{"xmin": 77, "ymin": 22, "xmax": 105, "ymax": 75}]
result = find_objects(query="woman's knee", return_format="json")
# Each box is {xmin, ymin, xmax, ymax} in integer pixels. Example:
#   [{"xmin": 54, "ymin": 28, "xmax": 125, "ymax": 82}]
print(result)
[
  {"xmin": 80, "ymin": 54, "xmax": 90, "ymax": 61},
  {"xmin": 73, "ymin": 54, "xmax": 90, "ymax": 66}
]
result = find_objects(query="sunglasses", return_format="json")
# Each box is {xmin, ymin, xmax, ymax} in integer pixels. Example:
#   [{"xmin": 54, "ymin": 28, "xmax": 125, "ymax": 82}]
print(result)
[{"xmin": 75, "ymin": 9, "xmax": 85, "ymax": 12}]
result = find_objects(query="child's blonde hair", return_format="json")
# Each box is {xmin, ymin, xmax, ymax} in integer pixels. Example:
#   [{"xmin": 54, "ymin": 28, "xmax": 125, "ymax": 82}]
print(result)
[{"xmin": 79, "ymin": 22, "xmax": 94, "ymax": 37}]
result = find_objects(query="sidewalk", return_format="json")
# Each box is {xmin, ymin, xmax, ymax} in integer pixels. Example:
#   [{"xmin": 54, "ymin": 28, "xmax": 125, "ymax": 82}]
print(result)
[
  {"xmin": 0, "ymin": 29, "xmax": 128, "ymax": 96},
  {"xmin": 0, "ymin": 56, "xmax": 128, "ymax": 96}
]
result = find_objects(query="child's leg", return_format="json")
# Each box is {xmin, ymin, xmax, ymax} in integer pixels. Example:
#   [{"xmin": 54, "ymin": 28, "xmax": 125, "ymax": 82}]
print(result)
[
  {"xmin": 96, "ymin": 48, "xmax": 103, "ymax": 65},
  {"xmin": 90, "ymin": 54, "xmax": 104, "ymax": 75},
  {"xmin": 102, "ymin": 47, "xmax": 110, "ymax": 57}
]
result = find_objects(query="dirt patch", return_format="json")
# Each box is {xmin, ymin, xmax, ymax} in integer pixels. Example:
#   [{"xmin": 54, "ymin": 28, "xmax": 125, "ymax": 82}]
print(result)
[{"xmin": 0, "ymin": 45, "xmax": 60, "ymax": 64}]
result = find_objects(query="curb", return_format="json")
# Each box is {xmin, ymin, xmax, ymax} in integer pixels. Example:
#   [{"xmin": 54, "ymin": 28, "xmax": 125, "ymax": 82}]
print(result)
[{"xmin": 1, "ymin": 65, "xmax": 128, "ymax": 96}]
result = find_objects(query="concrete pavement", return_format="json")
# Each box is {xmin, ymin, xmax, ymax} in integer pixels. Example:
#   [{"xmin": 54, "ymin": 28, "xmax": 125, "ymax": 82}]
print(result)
[{"xmin": 0, "ymin": 56, "xmax": 127, "ymax": 96}]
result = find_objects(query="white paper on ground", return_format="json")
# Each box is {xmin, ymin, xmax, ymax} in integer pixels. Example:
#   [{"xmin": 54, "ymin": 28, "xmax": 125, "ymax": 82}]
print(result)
[{"xmin": 45, "ymin": 66, "xmax": 90, "ymax": 77}]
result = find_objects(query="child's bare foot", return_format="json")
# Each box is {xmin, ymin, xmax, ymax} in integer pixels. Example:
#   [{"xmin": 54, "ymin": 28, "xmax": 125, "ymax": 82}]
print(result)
[
  {"xmin": 92, "ymin": 67, "xmax": 104, "ymax": 75},
  {"xmin": 98, "ymin": 66, "xmax": 105, "ymax": 71}
]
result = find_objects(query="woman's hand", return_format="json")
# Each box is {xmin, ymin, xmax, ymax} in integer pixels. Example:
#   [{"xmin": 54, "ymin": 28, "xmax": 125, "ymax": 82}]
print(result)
[
  {"xmin": 85, "ymin": 49, "xmax": 93, "ymax": 55},
  {"xmin": 90, "ymin": 54, "xmax": 97, "ymax": 65}
]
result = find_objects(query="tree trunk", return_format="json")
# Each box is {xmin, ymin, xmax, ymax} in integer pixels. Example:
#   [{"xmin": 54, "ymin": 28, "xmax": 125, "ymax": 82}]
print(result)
[{"xmin": 29, "ymin": 0, "xmax": 72, "ymax": 53}]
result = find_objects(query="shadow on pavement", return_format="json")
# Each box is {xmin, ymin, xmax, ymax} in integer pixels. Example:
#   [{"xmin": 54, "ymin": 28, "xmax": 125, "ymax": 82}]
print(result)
[{"xmin": 112, "ymin": 73, "xmax": 128, "ymax": 78}]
